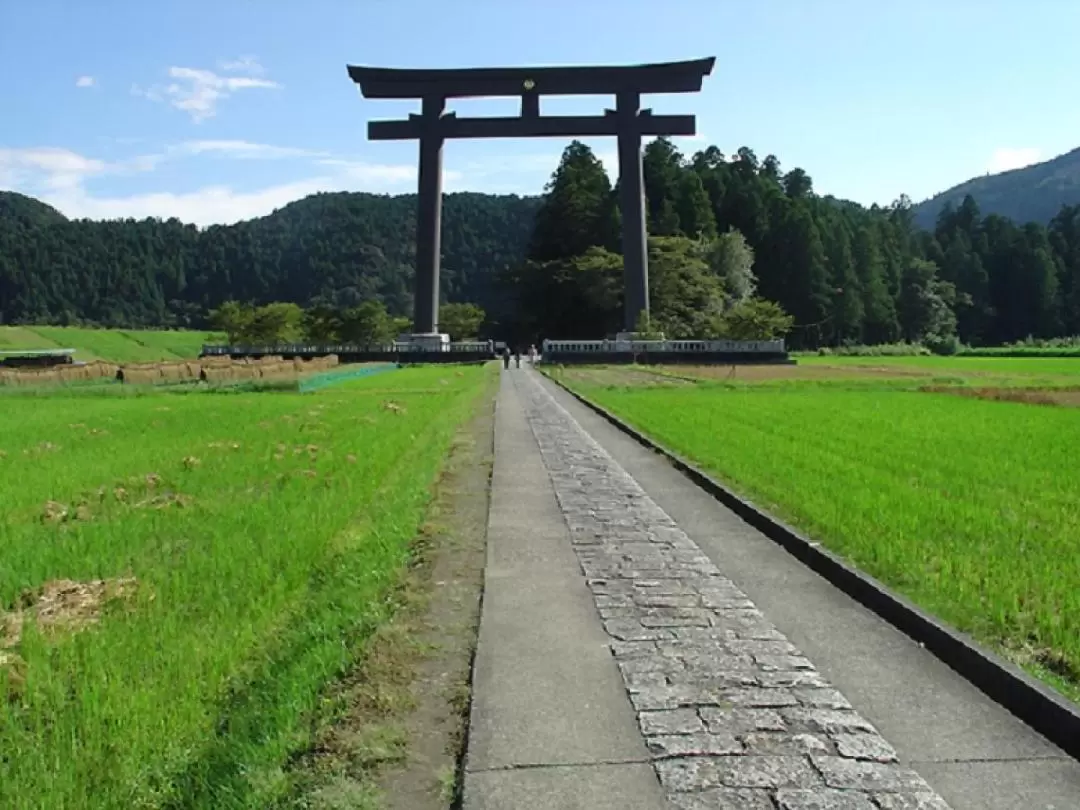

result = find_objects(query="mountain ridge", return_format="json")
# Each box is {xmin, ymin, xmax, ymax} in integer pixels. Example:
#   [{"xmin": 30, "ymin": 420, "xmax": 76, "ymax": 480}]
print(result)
[{"xmin": 913, "ymin": 146, "xmax": 1080, "ymax": 228}]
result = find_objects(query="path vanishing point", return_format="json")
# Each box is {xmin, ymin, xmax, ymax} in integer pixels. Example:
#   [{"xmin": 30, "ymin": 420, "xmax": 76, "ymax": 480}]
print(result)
[{"xmin": 461, "ymin": 367, "xmax": 1080, "ymax": 809}]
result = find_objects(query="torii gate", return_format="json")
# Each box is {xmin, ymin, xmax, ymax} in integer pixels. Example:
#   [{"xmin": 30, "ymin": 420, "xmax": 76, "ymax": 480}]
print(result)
[{"xmin": 347, "ymin": 58, "xmax": 716, "ymax": 342}]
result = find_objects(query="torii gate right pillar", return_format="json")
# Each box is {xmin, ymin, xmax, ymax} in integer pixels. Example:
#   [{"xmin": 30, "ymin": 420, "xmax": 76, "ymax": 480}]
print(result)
[{"xmin": 616, "ymin": 91, "xmax": 649, "ymax": 332}]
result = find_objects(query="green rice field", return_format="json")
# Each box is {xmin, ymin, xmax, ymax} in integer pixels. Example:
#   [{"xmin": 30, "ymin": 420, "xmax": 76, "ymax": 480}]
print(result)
[
  {"xmin": 0, "ymin": 364, "xmax": 493, "ymax": 809},
  {"xmin": 797, "ymin": 353, "xmax": 1080, "ymax": 379},
  {"xmin": 552, "ymin": 360, "xmax": 1080, "ymax": 704},
  {"xmin": 0, "ymin": 326, "xmax": 220, "ymax": 364}
]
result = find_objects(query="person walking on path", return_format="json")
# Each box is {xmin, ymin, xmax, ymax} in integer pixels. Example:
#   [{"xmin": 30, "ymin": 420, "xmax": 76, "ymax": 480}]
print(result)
[
  {"xmin": 501, "ymin": 346, "xmax": 511, "ymax": 369},
  {"xmin": 528, "ymin": 344, "xmax": 539, "ymax": 365},
  {"xmin": 514, "ymin": 347, "xmax": 522, "ymax": 368}
]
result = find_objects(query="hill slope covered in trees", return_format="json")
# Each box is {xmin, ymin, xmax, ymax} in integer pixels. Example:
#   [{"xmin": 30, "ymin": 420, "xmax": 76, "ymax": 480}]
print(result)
[
  {"xmin": 506, "ymin": 141, "xmax": 1080, "ymax": 349},
  {"xmin": 0, "ymin": 190, "xmax": 539, "ymax": 329},
  {"xmin": 3, "ymin": 138, "xmax": 1080, "ymax": 349},
  {"xmin": 913, "ymin": 146, "xmax": 1080, "ymax": 229}
]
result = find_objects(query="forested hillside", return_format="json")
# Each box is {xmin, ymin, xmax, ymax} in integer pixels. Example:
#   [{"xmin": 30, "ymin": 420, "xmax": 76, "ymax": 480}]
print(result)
[
  {"xmin": 3, "ymin": 139, "xmax": 1080, "ymax": 349},
  {"xmin": 0, "ymin": 191, "xmax": 539, "ymax": 329},
  {"xmin": 913, "ymin": 146, "xmax": 1080, "ymax": 229},
  {"xmin": 506, "ymin": 141, "xmax": 1080, "ymax": 349}
]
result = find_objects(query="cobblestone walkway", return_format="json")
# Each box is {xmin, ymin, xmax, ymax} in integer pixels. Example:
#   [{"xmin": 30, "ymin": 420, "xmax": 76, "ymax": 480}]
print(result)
[{"xmin": 518, "ymin": 372, "xmax": 952, "ymax": 810}]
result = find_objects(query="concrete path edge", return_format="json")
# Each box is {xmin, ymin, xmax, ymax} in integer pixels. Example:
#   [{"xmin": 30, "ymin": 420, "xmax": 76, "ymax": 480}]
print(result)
[{"xmin": 545, "ymin": 372, "xmax": 1080, "ymax": 762}]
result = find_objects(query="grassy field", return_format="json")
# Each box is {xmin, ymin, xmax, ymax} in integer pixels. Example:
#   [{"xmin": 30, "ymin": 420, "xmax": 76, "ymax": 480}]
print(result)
[
  {"xmin": 0, "ymin": 326, "xmax": 220, "ymax": 363},
  {"xmin": 550, "ymin": 360, "xmax": 1080, "ymax": 704},
  {"xmin": 797, "ymin": 353, "xmax": 1080, "ymax": 380},
  {"xmin": 0, "ymin": 363, "xmax": 493, "ymax": 809}
]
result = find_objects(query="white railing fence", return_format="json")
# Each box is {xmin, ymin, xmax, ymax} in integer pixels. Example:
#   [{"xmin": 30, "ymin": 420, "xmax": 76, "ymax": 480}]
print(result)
[
  {"xmin": 541, "ymin": 338, "xmax": 785, "ymax": 354},
  {"xmin": 202, "ymin": 339, "xmax": 786, "ymax": 357},
  {"xmin": 202, "ymin": 341, "xmax": 496, "ymax": 355}
]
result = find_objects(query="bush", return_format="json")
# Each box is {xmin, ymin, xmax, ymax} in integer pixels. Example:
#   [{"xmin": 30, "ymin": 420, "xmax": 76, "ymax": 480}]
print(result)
[
  {"xmin": 815, "ymin": 342, "xmax": 930, "ymax": 357},
  {"xmin": 924, "ymin": 334, "xmax": 962, "ymax": 356}
]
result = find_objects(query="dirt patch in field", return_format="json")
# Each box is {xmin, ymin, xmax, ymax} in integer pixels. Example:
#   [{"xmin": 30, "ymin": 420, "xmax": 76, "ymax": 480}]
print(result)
[
  {"xmin": 286, "ymin": 382, "xmax": 494, "ymax": 809},
  {"xmin": 677, "ymin": 363, "xmax": 932, "ymax": 382},
  {"xmin": 559, "ymin": 366, "xmax": 693, "ymax": 388},
  {"xmin": 920, "ymin": 385, "xmax": 1080, "ymax": 408},
  {"xmin": 555, "ymin": 363, "xmax": 936, "ymax": 387},
  {"xmin": 33, "ymin": 473, "xmax": 192, "ymax": 527},
  {"xmin": 2, "ymin": 576, "xmax": 139, "ymax": 698},
  {"xmin": 2, "ymin": 577, "xmax": 139, "ymax": 645}
]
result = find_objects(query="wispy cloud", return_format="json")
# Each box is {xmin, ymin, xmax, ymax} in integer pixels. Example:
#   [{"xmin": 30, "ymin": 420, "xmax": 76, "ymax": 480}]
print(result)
[
  {"xmin": 218, "ymin": 56, "xmax": 265, "ymax": 76},
  {"xmin": 172, "ymin": 140, "xmax": 325, "ymax": 160},
  {"xmin": 317, "ymin": 157, "xmax": 432, "ymax": 185},
  {"xmin": 987, "ymin": 147, "xmax": 1041, "ymax": 173},
  {"xmin": 58, "ymin": 180, "xmax": 342, "ymax": 227},
  {"xmin": 75, "ymin": 75, "xmax": 96, "ymax": 88},
  {"xmin": 133, "ymin": 58, "xmax": 280, "ymax": 123},
  {"xmin": 0, "ymin": 147, "xmax": 107, "ymax": 191},
  {"xmin": 0, "ymin": 142, "xmax": 439, "ymax": 226}
]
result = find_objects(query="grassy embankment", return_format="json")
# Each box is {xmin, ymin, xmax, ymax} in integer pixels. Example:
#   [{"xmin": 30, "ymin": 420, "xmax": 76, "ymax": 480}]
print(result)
[
  {"xmin": 0, "ymin": 363, "xmax": 492, "ymax": 809},
  {"xmin": 550, "ymin": 358, "xmax": 1080, "ymax": 705},
  {"xmin": 0, "ymin": 326, "xmax": 220, "ymax": 364}
]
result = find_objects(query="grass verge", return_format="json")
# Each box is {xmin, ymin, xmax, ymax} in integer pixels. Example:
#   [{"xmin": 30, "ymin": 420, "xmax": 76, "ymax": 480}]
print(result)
[
  {"xmin": 0, "ymin": 326, "xmax": 220, "ymax": 363},
  {"xmin": 282, "ymin": 369, "xmax": 495, "ymax": 810}
]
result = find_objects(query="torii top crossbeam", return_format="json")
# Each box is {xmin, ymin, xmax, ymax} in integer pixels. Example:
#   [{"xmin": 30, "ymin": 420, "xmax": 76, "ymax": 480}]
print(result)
[{"xmin": 347, "ymin": 58, "xmax": 716, "ymax": 99}]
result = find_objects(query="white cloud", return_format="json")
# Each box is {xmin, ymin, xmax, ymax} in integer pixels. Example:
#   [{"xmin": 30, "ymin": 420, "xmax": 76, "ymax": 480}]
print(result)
[
  {"xmin": 75, "ymin": 75, "xmax": 96, "ymax": 88},
  {"xmin": 1, "ymin": 135, "xmax": 610, "ymax": 228},
  {"xmin": 134, "ymin": 60, "xmax": 280, "ymax": 123},
  {"xmin": 988, "ymin": 147, "xmax": 1041, "ymax": 173},
  {"xmin": 172, "ymin": 140, "xmax": 325, "ymax": 160},
  {"xmin": 0, "ymin": 147, "xmax": 107, "ymax": 191},
  {"xmin": 54, "ymin": 180, "xmax": 341, "ymax": 226},
  {"xmin": 218, "ymin": 56, "xmax": 265, "ymax": 76},
  {"xmin": 317, "ymin": 157, "xmax": 429, "ymax": 185},
  {"xmin": 45, "ymin": 167, "xmax": 445, "ymax": 227},
  {"xmin": 0, "ymin": 143, "xmax": 446, "ymax": 227}
]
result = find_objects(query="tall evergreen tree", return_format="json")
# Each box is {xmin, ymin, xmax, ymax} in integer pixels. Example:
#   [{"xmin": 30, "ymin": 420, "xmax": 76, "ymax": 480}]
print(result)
[
  {"xmin": 529, "ymin": 141, "xmax": 616, "ymax": 262},
  {"xmin": 675, "ymin": 171, "xmax": 717, "ymax": 239},
  {"xmin": 643, "ymin": 137, "xmax": 685, "ymax": 236},
  {"xmin": 852, "ymin": 225, "xmax": 901, "ymax": 343}
]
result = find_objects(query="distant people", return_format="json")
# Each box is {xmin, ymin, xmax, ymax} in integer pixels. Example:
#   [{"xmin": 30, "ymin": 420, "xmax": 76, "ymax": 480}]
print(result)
[
  {"xmin": 529, "ymin": 344, "xmax": 539, "ymax": 365},
  {"xmin": 502, "ymin": 346, "xmax": 511, "ymax": 369},
  {"xmin": 514, "ymin": 347, "xmax": 521, "ymax": 368}
]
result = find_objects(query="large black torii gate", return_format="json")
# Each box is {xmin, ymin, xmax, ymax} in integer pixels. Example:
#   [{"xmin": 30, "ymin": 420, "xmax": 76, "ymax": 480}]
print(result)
[{"xmin": 347, "ymin": 58, "xmax": 716, "ymax": 340}]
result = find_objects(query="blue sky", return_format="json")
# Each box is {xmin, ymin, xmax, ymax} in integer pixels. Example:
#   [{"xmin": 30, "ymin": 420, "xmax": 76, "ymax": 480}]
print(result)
[{"xmin": 2, "ymin": 0, "xmax": 1078, "ymax": 226}]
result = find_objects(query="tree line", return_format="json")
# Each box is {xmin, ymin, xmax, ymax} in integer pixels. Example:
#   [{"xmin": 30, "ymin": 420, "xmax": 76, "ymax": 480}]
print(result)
[
  {"xmin": 0, "ymin": 191, "xmax": 537, "ymax": 333},
  {"xmin": 208, "ymin": 299, "xmax": 486, "ymax": 346},
  {"xmin": 505, "ymin": 139, "xmax": 1080, "ymax": 350},
  {"xmin": 1, "ymin": 139, "xmax": 1079, "ymax": 349}
]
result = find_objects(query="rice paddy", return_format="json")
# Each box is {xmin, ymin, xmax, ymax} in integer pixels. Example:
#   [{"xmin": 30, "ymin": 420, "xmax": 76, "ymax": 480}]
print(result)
[
  {"xmin": 550, "ymin": 359, "xmax": 1080, "ymax": 704},
  {"xmin": 0, "ymin": 363, "xmax": 493, "ymax": 809}
]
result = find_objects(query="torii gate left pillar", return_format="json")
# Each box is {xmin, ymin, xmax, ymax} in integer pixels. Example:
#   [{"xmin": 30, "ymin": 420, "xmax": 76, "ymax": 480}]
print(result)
[
  {"xmin": 347, "ymin": 58, "xmax": 715, "ymax": 340},
  {"xmin": 616, "ymin": 90, "xmax": 649, "ymax": 333},
  {"xmin": 414, "ymin": 95, "xmax": 445, "ymax": 340}
]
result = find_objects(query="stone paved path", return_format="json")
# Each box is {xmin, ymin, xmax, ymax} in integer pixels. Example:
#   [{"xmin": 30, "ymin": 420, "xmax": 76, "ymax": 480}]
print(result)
[{"xmin": 515, "ymin": 370, "xmax": 952, "ymax": 810}]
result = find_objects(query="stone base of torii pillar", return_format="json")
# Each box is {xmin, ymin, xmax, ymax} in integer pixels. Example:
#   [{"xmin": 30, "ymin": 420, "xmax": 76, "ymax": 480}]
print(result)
[{"xmin": 398, "ymin": 332, "xmax": 451, "ymax": 352}]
